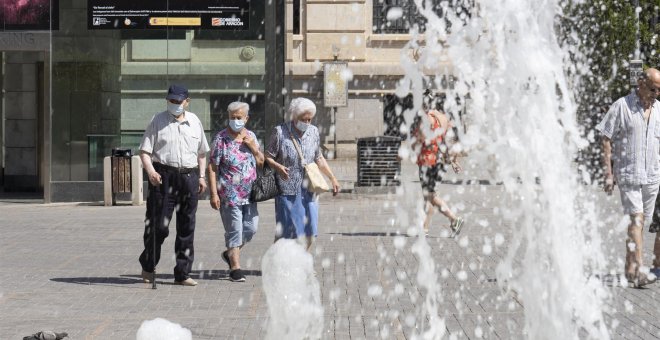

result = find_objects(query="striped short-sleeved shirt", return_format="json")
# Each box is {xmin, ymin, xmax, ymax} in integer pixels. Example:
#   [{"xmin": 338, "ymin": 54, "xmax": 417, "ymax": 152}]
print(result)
[
  {"xmin": 266, "ymin": 122, "xmax": 322, "ymax": 195},
  {"xmin": 139, "ymin": 111, "xmax": 210, "ymax": 168},
  {"xmin": 596, "ymin": 91, "xmax": 660, "ymax": 186}
]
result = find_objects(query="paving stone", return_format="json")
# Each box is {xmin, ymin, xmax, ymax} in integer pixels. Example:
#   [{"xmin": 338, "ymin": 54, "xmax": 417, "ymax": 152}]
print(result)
[{"xmin": 2, "ymin": 180, "xmax": 660, "ymax": 339}]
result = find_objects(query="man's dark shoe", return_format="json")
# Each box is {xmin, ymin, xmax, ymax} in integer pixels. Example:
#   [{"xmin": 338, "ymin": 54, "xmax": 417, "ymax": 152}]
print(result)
[
  {"xmin": 23, "ymin": 331, "xmax": 68, "ymax": 340},
  {"xmin": 141, "ymin": 270, "xmax": 154, "ymax": 283},
  {"xmin": 229, "ymin": 269, "xmax": 246, "ymax": 282},
  {"xmin": 221, "ymin": 250, "xmax": 230, "ymax": 267}
]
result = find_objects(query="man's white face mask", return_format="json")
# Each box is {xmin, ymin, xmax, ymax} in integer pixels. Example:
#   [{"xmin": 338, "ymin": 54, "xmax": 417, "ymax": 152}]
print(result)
[{"xmin": 167, "ymin": 101, "xmax": 185, "ymax": 116}]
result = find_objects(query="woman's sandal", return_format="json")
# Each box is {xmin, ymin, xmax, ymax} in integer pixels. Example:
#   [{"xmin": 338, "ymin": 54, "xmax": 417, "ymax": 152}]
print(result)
[{"xmin": 626, "ymin": 272, "xmax": 656, "ymax": 288}]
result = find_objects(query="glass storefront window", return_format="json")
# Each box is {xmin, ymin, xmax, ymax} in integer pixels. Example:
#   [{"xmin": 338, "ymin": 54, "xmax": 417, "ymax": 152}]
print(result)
[{"xmin": 0, "ymin": 0, "xmax": 273, "ymax": 201}]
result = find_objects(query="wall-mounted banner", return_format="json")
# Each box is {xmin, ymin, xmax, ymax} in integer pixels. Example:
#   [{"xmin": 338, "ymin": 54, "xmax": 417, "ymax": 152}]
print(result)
[
  {"xmin": 88, "ymin": 0, "xmax": 250, "ymax": 30},
  {"xmin": 0, "ymin": 0, "xmax": 59, "ymax": 31}
]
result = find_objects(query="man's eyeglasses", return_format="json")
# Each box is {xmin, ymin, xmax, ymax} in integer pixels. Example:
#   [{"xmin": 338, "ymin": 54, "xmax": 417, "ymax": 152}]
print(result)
[{"xmin": 168, "ymin": 99, "xmax": 186, "ymax": 104}]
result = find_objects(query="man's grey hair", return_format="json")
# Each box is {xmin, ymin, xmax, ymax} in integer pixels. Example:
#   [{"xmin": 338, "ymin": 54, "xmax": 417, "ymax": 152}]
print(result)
[
  {"xmin": 288, "ymin": 97, "xmax": 316, "ymax": 119},
  {"xmin": 227, "ymin": 101, "xmax": 249, "ymax": 115}
]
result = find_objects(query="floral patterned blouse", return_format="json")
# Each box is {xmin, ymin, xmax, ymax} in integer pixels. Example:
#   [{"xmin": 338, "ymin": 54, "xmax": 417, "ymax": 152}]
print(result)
[{"xmin": 210, "ymin": 128, "xmax": 259, "ymax": 206}]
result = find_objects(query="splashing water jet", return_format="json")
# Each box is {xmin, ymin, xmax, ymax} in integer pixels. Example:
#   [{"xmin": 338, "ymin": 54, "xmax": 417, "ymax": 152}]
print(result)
[{"xmin": 395, "ymin": 1, "xmax": 611, "ymax": 339}]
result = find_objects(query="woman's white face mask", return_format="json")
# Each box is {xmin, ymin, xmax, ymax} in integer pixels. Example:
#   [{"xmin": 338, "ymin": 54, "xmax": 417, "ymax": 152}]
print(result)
[
  {"xmin": 229, "ymin": 118, "xmax": 246, "ymax": 132},
  {"xmin": 295, "ymin": 120, "xmax": 310, "ymax": 132}
]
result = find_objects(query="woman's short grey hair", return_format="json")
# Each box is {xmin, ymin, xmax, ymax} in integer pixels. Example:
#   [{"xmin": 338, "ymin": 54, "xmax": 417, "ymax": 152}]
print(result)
[
  {"xmin": 288, "ymin": 97, "xmax": 316, "ymax": 119},
  {"xmin": 227, "ymin": 101, "xmax": 249, "ymax": 115}
]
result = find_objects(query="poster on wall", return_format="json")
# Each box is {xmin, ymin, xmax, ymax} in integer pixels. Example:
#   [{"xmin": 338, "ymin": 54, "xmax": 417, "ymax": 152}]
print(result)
[
  {"xmin": 88, "ymin": 0, "xmax": 250, "ymax": 30},
  {"xmin": 0, "ymin": 0, "xmax": 59, "ymax": 30},
  {"xmin": 323, "ymin": 62, "xmax": 349, "ymax": 108}
]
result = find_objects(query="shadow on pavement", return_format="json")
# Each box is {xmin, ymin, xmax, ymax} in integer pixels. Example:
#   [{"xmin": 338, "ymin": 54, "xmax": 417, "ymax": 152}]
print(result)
[
  {"xmin": 591, "ymin": 273, "xmax": 654, "ymax": 289},
  {"xmin": 50, "ymin": 276, "xmax": 143, "ymax": 286},
  {"xmin": 327, "ymin": 232, "xmax": 408, "ymax": 237},
  {"xmin": 51, "ymin": 269, "xmax": 262, "ymax": 286}
]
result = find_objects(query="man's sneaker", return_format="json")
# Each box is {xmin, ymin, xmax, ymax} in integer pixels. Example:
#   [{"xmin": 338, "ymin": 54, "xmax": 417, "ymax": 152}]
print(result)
[
  {"xmin": 650, "ymin": 222, "xmax": 660, "ymax": 233},
  {"xmin": 221, "ymin": 250, "xmax": 230, "ymax": 267},
  {"xmin": 175, "ymin": 278, "xmax": 198, "ymax": 286},
  {"xmin": 626, "ymin": 272, "xmax": 656, "ymax": 288},
  {"xmin": 650, "ymin": 267, "xmax": 660, "ymax": 279},
  {"xmin": 229, "ymin": 269, "xmax": 246, "ymax": 282},
  {"xmin": 450, "ymin": 217, "xmax": 464, "ymax": 238},
  {"xmin": 141, "ymin": 270, "xmax": 154, "ymax": 283}
]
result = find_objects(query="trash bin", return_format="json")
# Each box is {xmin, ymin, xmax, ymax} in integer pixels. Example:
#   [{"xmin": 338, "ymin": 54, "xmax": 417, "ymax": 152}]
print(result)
[
  {"xmin": 111, "ymin": 148, "xmax": 132, "ymax": 194},
  {"xmin": 103, "ymin": 149, "xmax": 143, "ymax": 206},
  {"xmin": 357, "ymin": 136, "xmax": 401, "ymax": 186}
]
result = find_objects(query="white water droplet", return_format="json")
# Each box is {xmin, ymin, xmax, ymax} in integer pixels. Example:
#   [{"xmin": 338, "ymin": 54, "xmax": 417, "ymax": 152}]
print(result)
[
  {"xmin": 329, "ymin": 288, "xmax": 341, "ymax": 300},
  {"xmin": 474, "ymin": 326, "xmax": 483, "ymax": 338},
  {"xmin": 393, "ymin": 236, "xmax": 407, "ymax": 249},
  {"xmin": 386, "ymin": 7, "xmax": 403, "ymax": 21},
  {"xmin": 624, "ymin": 300, "xmax": 633, "ymax": 313},
  {"xmin": 368, "ymin": 284, "xmax": 383, "ymax": 297},
  {"xmin": 404, "ymin": 315, "xmax": 416, "ymax": 327},
  {"xmin": 458, "ymin": 236, "xmax": 469, "ymax": 248},
  {"xmin": 494, "ymin": 233, "xmax": 505, "ymax": 246}
]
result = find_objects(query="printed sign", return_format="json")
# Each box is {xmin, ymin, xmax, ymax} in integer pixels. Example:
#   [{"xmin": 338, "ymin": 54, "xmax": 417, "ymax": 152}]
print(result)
[
  {"xmin": 630, "ymin": 60, "xmax": 644, "ymax": 86},
  {"xmin": 323, "ymin": 62, "xmax": 349, "ymax": 107},
  {"xmin": 88, "ymin": 0, "xmax": 250, "ymax": 30}
]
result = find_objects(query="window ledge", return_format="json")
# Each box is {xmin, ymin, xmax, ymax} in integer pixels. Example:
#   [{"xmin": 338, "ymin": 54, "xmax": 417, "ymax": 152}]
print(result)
[{"xmin": 369, "ymin": 34, "xmax": 422, "ymax": 42}]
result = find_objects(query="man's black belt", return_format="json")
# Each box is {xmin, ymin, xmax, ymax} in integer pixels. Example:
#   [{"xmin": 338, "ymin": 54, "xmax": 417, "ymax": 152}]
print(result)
[{"xmin": 153, "ymin": 162, "xmax": 198, "ymax": 174}]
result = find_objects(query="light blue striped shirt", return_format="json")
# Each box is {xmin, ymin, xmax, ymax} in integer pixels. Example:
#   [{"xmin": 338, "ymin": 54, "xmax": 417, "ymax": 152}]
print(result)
[
  {"xmin": 266, "ymin": 122, "xmax": 322, "ymax": 195},
  {"xmin": 597, "ymin": 92, "xmax": 660, "ymax": 186}
]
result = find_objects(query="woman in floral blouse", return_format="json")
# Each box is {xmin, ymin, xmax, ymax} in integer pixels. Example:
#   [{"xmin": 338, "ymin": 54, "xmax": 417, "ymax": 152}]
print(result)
[
  {"xmin": 208, "ymin": 101, "xmax": 264, "ymax": 282},
  {"xmin": 265, "ymin": 97, "xmax": 340, "ymax": 251}
]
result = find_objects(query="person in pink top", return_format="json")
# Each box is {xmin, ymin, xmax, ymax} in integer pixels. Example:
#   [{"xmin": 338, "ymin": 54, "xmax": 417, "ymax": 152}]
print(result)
[{"xmin": 208, "ymin": 102, "xmax": 264, "ymax": 282}]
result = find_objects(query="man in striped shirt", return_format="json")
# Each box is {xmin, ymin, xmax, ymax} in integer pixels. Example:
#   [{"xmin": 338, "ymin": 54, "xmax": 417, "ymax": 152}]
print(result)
[
  {"xmin": 138, "ymin": 84, "xmax": 210, "ymax": 286},
  {"xmin": 597, "ymin": 68, "xmax": 660, "ymax": 288}
]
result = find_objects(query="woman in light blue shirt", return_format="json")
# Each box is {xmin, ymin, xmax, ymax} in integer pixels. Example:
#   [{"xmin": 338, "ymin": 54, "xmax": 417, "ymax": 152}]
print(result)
[{"xmin": 265, "ymin": 98, "xmax": 340, "ymax": 250}]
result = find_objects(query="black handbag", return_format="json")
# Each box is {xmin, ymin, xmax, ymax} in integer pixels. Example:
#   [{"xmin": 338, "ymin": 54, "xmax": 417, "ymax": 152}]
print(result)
[{"xmin": 250, "ymin": 163, "xmax": 281, "ymax": 202}]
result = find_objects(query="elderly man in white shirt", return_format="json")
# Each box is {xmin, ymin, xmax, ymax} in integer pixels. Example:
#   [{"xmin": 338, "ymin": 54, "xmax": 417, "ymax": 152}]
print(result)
[
  {"xmin": 138, "ymin": 84, "xmax": 210, "ymax": 287},
  {"xmin": 598, "ymin": 68, "xmax": 660, "ymax": 288}
]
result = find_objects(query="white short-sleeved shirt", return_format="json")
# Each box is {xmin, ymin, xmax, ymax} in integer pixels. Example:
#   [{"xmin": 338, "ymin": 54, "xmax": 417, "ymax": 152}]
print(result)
[
  {"xmin": 139, "ymin": 111, "xmax": 210, "ymax": 168},
  {"xmin": 596, "ymin": 91, "xmax": 660, "ymax": 186}
]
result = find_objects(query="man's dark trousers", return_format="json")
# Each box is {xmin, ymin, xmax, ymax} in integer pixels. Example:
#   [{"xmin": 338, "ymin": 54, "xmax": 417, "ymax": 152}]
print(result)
[
  {"xmin": 139, "ymin": 166, "xmax": 199, "ymax": 282},
  {"xmin": 651, "ymin": 193, "xmax": 660, "ymax": 233}
]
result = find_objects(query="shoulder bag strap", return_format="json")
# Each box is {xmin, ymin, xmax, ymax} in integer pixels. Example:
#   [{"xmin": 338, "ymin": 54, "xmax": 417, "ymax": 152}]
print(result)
[
  {"xmin": 286, "ymin": 123, "xmax": 306, "ymax": 166},
  {"xmin": 284, "ymin": 124, "xmax": 305, "ymax": 168}
]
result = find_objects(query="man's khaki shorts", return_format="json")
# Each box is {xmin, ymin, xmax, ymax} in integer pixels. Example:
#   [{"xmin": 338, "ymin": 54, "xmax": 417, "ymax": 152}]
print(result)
[{"xmin": 619, "ymin": 183, "xmax": 660, "ymax": 220}]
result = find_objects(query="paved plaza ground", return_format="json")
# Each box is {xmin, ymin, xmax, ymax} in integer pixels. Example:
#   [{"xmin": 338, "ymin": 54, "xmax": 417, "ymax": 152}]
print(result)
[{"xmin": 2, "ymin": 163, "xmax": 660, "ymax": 339}]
